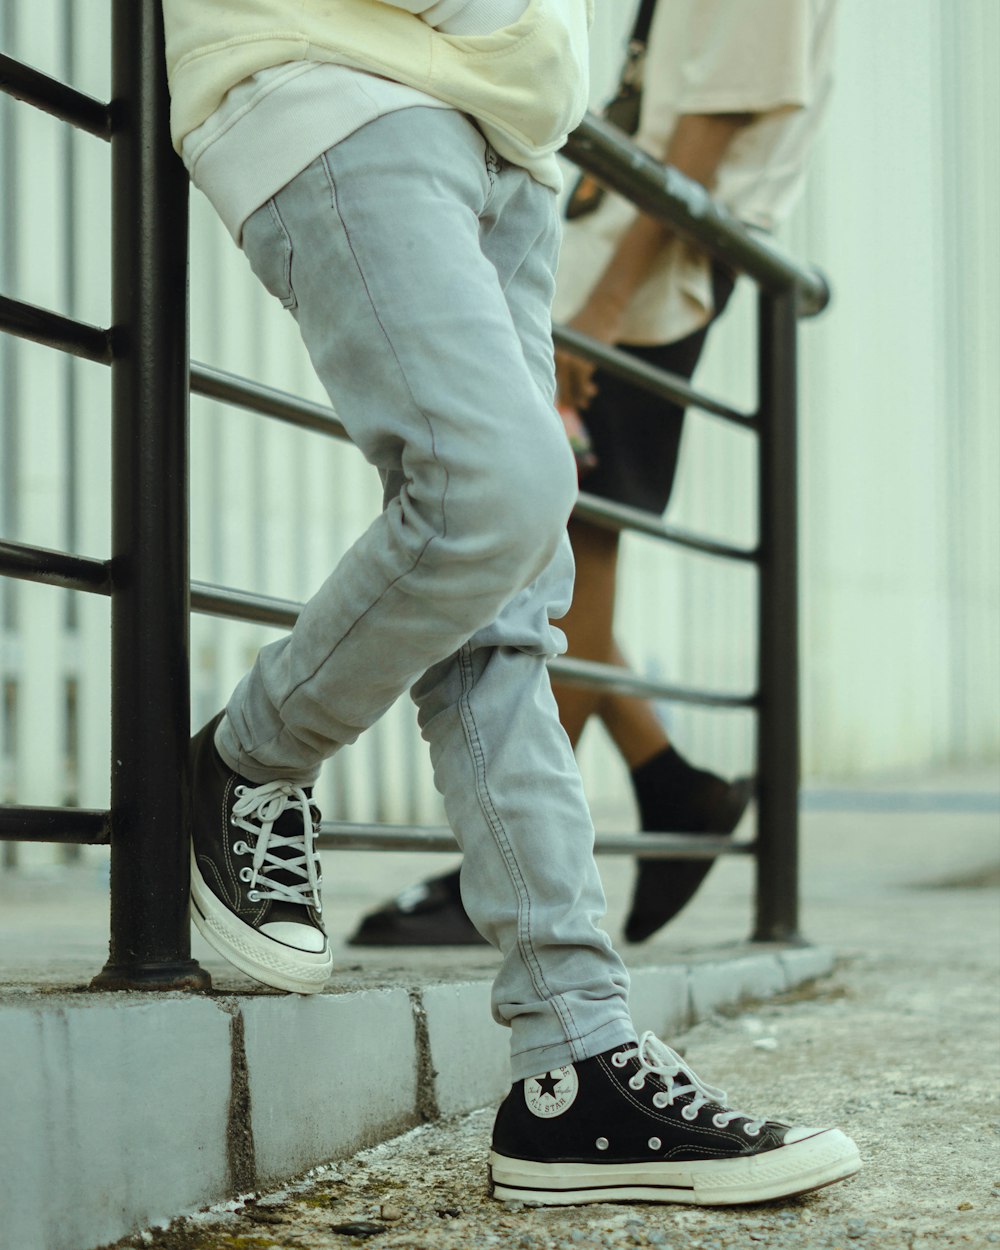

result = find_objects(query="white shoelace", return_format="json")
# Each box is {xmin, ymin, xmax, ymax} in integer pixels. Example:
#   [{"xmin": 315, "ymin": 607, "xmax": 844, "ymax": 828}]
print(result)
[
  {"xmin": 614, "ymin": 1031, "xmax": 765, "ymax": 1135},
  {"xmin": 230, "ymin": 781, "xmax": 322, "ymax": 911}
]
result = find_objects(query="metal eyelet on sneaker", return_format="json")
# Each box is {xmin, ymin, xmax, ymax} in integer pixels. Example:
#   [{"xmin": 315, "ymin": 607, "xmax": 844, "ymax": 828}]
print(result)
[
  {"xmin": 239, "ymin": 868, "xmax": 253, "ymax": 883},
  {"xmin": 681, "ymin": 1104, "xmax": 699, "ymax": 1121},
  {"xmin": 713, "ymin": 1113, "xmax": 729, "ymax": 1128},
  {"xmin": 232, "ymin": 840, "xmax": 249, "ymax": 855},
  {"xmin": 652, "ymin": 1092, "xmax": 669, "ymax": 1108},
  {"xmin": 628, "ymin": 1075, "xmax": 645, "ymax": 1091},
  {"xmin": 595, "ymin": 1138, "xmax": 609, "ymax": 1151},
  {"xmin": 611, "ymin": 1052, "xmax": 628, "ymax": 1068},
  {"xmin": 744, "ymin": 1124, "xmax": 762, "ymax": 1137},
  {"xmin": 648, "ymin": 1137, "xmax": 661, "ymax": 1150},
  {"xmin": 247, "ymin": 890, "xmax": 261, "ymax": 902}
]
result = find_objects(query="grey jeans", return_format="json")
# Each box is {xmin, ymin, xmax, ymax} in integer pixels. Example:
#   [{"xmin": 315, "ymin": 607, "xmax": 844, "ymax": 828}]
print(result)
[{"xmin": 219, "ymin": 106, "xmax": 634, "ymax": 1079}]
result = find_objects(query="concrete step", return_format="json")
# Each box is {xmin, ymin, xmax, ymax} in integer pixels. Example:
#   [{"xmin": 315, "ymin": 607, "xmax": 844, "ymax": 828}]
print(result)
[{"xmin": 0, "ymin": 943, "xmax": 832, "ymax": 1250}]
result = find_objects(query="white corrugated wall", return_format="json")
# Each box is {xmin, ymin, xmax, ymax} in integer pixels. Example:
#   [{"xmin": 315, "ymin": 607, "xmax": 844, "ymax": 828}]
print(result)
[{"xmin": 1, "ymin": 0, "xmax": 997, "ymax": 871}]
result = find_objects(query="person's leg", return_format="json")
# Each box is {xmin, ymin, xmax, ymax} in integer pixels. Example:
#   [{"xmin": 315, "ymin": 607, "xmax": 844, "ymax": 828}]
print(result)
[
  {"xmin": 554, "ymin": 518, "xmax": 666, "ymax": 765},
  {"xmin": 551, "ymin": 305, "xmax": 724, "ymax": 761},
  {"xmin": 347, "ymin": 261, "xmax": 747, "ymax": 948},
  {"xmin": 411, "ymin": 620, "xmax": 634, "ymax": 1076},
  {"xmin": 550, "ymin": 510, "xmax": 753, "ymax": 941},
  {"xmin": 196, "ymin": 107, "xmax": 633, "ymax": 1065},
  {"xmin": 405, "ymin": 149, "xmax": 633, "ymax": 1073},
  {"xmin": 553, "ymin": 306, "xmax": 752, "ymax": 941},
  {"xmin": 263, "ymin": 163, "xmax": 858, "ymax": 1199},
  {"xmin": 218, "ymin": 119, "xmax": 575, "ymax": 784}
]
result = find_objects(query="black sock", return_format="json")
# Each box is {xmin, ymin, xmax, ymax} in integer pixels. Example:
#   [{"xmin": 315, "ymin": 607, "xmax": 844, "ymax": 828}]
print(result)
[{"xmin": 630, "ymin": 745, "xmax": 728, "ymax": 833}]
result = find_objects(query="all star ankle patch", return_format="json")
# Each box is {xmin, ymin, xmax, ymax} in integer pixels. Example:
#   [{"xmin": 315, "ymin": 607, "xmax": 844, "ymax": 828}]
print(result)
[{"xmin": 524, "ymin": 1066, "xmax": 579, "ymax": 1118}]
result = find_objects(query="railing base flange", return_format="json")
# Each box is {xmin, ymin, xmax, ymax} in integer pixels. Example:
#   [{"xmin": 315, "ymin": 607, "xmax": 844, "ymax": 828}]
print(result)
[
  {"xmin": 750, "ymin": 928, "xmax": 807, "ymax": 946},
  {"xmin": 90, "ymin": 960, "xmax": 212, "ymax": 992}
]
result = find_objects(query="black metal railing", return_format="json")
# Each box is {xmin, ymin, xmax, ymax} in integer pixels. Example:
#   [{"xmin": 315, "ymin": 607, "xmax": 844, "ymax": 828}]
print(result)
[{"xmin": 0, "ymin": 9, "xmax": 823, "ymax": 988}]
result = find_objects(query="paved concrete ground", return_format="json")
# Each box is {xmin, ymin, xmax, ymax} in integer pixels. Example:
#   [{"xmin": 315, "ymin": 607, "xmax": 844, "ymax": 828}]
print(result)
[
  {"xmin": 109, "ymin": 879, "xmax": 1000, "ymax": 1250},
  {"xmin": 91, "ymin": 777, "xmax": 1000, "ymax": 1250},
  {"xmin": 1, "ymin": 773, "xmax": 997, "ymax": 1250}
]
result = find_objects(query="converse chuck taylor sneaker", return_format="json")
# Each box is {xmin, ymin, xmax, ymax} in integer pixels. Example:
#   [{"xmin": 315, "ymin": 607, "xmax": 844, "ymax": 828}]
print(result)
[
  {"xmin": 490, "ymin": 1032, "xmax": 861, "ymax": 1206},
  {"xmin": 189, "ymin": 714, "xmax": 333, "ymax": 994}
]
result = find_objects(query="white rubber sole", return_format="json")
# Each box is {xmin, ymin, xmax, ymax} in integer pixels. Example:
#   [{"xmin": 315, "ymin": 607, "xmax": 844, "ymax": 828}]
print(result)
[
  {"xmin": 190, "ymin": 851, "xmax": 333, "ymax": 994},
  {"xmin": 489, "ymin": 1128, "xmax": 861, "ymax": 1207}
]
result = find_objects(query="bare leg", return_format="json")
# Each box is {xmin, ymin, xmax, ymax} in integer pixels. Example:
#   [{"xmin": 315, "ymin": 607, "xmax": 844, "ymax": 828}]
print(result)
[
  {"xmin": 554, "ymin": 517, "xmax": 669, "ymax": 768},
  {"xmin": 554, "ymin": 516, "xmax": 752, "ymax": 944}
]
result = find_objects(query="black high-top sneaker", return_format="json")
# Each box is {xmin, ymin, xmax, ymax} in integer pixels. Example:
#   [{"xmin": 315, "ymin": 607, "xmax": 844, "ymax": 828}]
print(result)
[
  {"xmin": 189, "ymin": 713, "xmax": 333, "ymax": 994},
  {"xmin": 490, "ymin": 1032, "xmax": 861, "ymax": 1206}
]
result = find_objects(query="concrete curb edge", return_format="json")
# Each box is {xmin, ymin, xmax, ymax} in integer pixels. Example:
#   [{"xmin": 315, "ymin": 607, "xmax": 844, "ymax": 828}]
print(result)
[{"xmin": 0, "ymin": 943, "xmax": 834, "ymax": 1250}]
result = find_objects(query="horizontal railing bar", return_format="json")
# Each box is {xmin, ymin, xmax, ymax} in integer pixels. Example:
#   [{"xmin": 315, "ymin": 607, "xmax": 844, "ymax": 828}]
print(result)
[
  {"xmin": 565, "ymin": 113, "xmax": 829, "ymax": 316},
  {"xmin": 0, "ymin": 805, "xmax": 111, "ymax": 844},
  {"xmin": 0, "ymin": 811, "xmax": 758, "ymax": 856},
  {"xmin": 0, "ymin": 293, "xmax": 114, "ymax": 364},
  {"xmin": 190, "ymin": 580, "xmax": 755, "ymax": 708},
  {"xmin": 595, "ymin": 834, "xmax": 754, "ymax": 859},
  {"xmin": 317, "ymin": 822, "xmax": 753, "ymax": 859},
  {"xmin": 0, "ymin": 52, "xmax": 112, "ymax": 139},
  {"xmin": 189, "ymin": 366, "xmax": 752, "ymax": 561},
  {"xmin": 194, "ymin": 348, "xmax": 749, "ymax": 441},
  {"xmin": 191, "ymin": 581, "xmax": 300, "ymax": 629},
  {"xmin": 190, "ymin": 362, "xmax": 348, "ymax": 440},
  {"xmin": 550, "ymin": 655, "xmax": 757, "ymax": 709},
  {"xmin": 317, "ymin": 824, "xmax": 457, "ymax": 853},
  {"xmin": 573, "ymin": 493, "xmax": 758, "ymax": 562},
  {"xmin": 553, "ymin": 325, "xmax": 754, "ymax": 428},
  {"xmin": 0, "ymin": 538, "xmax": 112, "ymax": 593},
  {"xmin": 0, "ymin": 566, "xmax": 741, "ymax": 709}
]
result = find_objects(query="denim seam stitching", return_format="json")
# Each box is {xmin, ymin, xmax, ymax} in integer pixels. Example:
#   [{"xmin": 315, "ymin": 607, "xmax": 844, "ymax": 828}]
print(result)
[
  {"xmin": 455, "ymin": 642, "xmax": 577, "ymax": 1044},
  {"xmin": 265, "ymin": 196, "xmax": 297, "ymax": 311},
  {"xmin": 514, "ymin": 1015, "xmax": 635, "ymax": 1060}
]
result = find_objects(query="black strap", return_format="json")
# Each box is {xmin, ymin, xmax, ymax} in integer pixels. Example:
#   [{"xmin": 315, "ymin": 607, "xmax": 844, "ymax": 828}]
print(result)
[
  {"xmin": 630, "ymin": 0, "xmax": 658, "ymax": 46},
  {"xmin": 563, "ymin": 0, "xmax": 658, "ymax": 219}
]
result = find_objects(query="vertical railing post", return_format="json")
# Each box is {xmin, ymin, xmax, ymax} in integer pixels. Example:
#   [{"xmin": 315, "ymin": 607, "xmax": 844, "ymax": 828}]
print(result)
[
  {"xmin": 92, "ymin": 0, "xmax": 209, "ymax": 989},
  {"xmin": 753, "ymin": 287, "xmax": 802, "ymax": 943}
]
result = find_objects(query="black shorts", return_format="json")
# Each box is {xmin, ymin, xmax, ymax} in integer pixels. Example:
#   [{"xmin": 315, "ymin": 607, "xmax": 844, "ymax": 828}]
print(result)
[{"xmin": 577, "ymin": 265, "xmax": 735, "ymax": 516}]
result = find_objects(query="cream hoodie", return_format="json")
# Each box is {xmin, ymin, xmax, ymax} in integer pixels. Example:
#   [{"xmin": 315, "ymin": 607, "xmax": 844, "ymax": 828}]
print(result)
[{"xmin": 161, "ymin": 0, "xmax": 593, "ymax": 190}]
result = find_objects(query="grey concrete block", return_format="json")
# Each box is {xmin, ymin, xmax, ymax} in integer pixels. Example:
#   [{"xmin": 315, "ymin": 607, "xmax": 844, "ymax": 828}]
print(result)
[
  {"xmin": 242, "ymin": 988, "xmax": 418, "ymax": 1184},
  {"xmin": 627, "ymin": 965, "xmax": 691, "ymax": 1039},
  {"xmin": 689, "ymin": 953, "xmax": 788, "ymax": 1020},
  {"xmin": 0, "ymin": 995, "xmax": 230, "ymax": 1250},
  {"xmin": 422, "ymin": 981, "xmax": 510, "ymax": 1117},
  {"xmin": 778, "ymin": 944, "xmax": 835, "ymax": 988}
]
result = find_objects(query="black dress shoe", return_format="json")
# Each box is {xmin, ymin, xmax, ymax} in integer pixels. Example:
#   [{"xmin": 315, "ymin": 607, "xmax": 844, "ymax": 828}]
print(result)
[
  {"xmin": 347, "ymin": 867, "xmax": 487, "ymax": 947},
  {"xmin": 624, "ymin": 747, "xmax": 754, "ymax": 943}
]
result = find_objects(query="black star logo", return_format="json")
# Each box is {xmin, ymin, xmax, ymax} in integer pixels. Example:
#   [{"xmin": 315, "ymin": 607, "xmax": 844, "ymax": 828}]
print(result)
[{"xmin": 534, "ymin": 1072, "xmax": 561, "ymax": 1099}]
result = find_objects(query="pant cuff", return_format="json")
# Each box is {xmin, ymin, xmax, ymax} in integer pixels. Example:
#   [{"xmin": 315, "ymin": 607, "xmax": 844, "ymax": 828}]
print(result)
[
  {"xmin": 213, "ymin": 717, "xmax": 320, "ymax": 786},
  {"xmin": 509, "ymin": 1015, "xmax": 638, "ymax": 1084}
]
